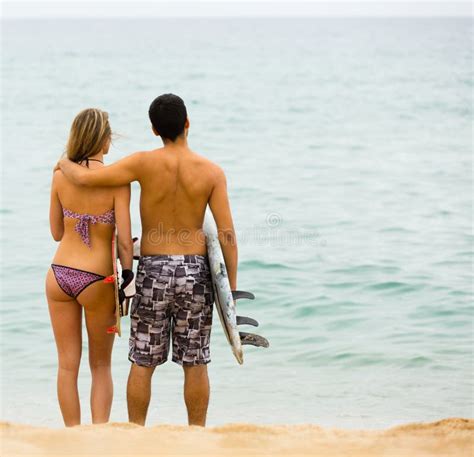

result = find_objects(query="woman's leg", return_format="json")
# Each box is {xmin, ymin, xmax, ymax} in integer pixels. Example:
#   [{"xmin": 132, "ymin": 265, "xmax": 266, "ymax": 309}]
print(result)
[
  {"xmin": 79, "ymin": 281, "xmax": 116, "ymax": 424},
  {"xmin": 46, "ymin": 269, "xmax": 82, "ymax": 427}
]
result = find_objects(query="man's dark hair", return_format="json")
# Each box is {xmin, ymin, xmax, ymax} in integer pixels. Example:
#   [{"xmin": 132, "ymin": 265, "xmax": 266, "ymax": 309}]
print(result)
[{"xmin": 148, "ymin": 94, "xmax": 187, "ymax": 142}]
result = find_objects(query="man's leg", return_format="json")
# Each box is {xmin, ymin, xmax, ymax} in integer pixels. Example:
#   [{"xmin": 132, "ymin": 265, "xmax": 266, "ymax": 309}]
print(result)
[
  {"xmin": 183, "ymin": 365, "xmax": 210, "ymax": 426},
  {"xmin": 127, "ymin": 256, "xmax": 172, "ymax": 425},
  {"xmin": 173, "ymin": 255, "xmax": 213, "ymax": 426},
  {"xmin": 127, "ymin": 363, "xmax": 156, "ymax": 425}
]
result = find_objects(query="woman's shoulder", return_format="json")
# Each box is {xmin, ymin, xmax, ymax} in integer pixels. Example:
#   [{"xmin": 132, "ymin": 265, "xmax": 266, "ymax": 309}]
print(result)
[
  {"xmin": 53, "ymin": 169, "xmax": 117, "ymax": 203},
  {"xmin": 52, "ymin": 169, "xmax": 77, "ymax": 192}
]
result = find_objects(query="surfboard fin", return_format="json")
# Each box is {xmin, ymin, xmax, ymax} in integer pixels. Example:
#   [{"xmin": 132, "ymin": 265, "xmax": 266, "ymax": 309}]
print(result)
[
  {"xmin": 239, "ymin": 332, "xmax": 269, "ymax": 348},
  {"xmin": 232, "ymin": 290, "xmax": 255, "ymax": 300},
  {"xmin": 236, "ymin": 316, "xmax": 259, "ymax": 327}
]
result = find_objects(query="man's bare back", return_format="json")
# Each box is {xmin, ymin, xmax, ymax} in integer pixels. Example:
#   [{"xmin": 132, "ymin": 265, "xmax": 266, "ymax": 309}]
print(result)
[{"xmin": 138, "ymin": 145, "xmax": 220, "ymax": 256}]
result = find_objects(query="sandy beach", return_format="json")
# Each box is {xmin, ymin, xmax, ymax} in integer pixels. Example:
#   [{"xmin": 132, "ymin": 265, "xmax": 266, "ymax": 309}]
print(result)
[{"xmin": 1, "ymin": 418, "xmax": 472, "ymax": 457}]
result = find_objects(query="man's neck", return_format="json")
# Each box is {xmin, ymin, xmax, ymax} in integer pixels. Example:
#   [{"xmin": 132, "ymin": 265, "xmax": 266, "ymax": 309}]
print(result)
[{"xmin": 163, "ymin": 135, "xmax": 188, "ymax": 151}]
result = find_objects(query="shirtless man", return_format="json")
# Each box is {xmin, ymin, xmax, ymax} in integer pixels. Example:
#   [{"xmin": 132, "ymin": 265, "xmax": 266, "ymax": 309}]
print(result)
[{"xmin": 59, "ymin": 94, "xmax": 238, "ymax": 427}]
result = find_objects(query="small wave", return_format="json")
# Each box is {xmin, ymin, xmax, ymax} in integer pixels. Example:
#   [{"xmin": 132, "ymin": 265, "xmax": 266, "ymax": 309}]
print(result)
[
  {"xmin": 378, "ymin": 226, "xmax": 416, "ymax": 234},
  {"xmin": 448, "ymin": 290, "xmax": 471, "ymax": 297},
  {"xmin": 402, "ymin": 356, "xmax": 432, "ymax": 368},
  {"xmin": 348, "ymin": 144, "xmax": 365, "ymax": 151},
  {"xmin": 323, "ymin": 282, "xmax": 361, "ymax": 289},
  {"xmin": 454, "ymin": 251, "xmax": 473, "ymax": 258},
  {"xmin": 365, "ymin": 281, "xmax": 423, "ymax": 293},
  {"xmin": 334, "ymin": 220, "xmax": 354, "ymax": 226},
  {"xmin": 329, "ymin": 352, "xmax": 387, "ymax": 367},
  {"xmin": 434, "ymin": 348, "xmax": 466, "ymax": 356},
  {"xmin": 373, "ymin": 281, "xmax": 412, "ymax": 290},
  {"xmin": 328, "ymin": 264, "xmax": 400, "ymax": 275},
  {"xmin": 297, "ymin": 335, "xmax": 328, "ymax": 345},
  {"xmin": 432, "ymin": 309, "xmax": 459, "ymax": 317},
  {"xmin": 334, "ymin": 352, "xmax": 356, "ymax": 361},
  {"xmin": 292, "ymin": 305, "xmax": 317, "ymax": 318},
  {"xmin": 431, "ymin": 364, "xmax": 453, "ymax": 371},
  {"xmin": 239, "ymin": 259, "xmax": 291, "ymax": 271},
  {"xmin": 408, "ymin": 305, "xmax": 469, "ymax": 320},
  {"xmin": 431, "ymin": 259, "xmax": 470, "ymax": 267},
  {"xmin": 292, "ymin": 303, "xmax": 339, "ymax": 318},
  {"xmin": 308, "ymin": 144, "xmax": 324, "ymax": 151},
  {"xmin": 330, "ymin": 300, "xmax": 361, "ymax": 309},
  {"xmin": 325, "ymin": 317, "xmax": 365, "ymax": 331},
  {"xmin": 318, "ymin": 353, "xmax": 434, "ymax": 369}
]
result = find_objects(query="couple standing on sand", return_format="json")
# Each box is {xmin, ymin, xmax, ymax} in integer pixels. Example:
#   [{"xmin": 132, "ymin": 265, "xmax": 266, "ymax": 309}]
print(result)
[{"xmin": 46, "ymin": 94, "xmax": 238, "ymax": 427}]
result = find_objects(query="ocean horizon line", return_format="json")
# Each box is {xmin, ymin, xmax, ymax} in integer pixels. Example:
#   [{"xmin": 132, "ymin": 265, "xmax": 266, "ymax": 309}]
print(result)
[{"xmin": 2, "ymin": 1, "xmax": 472, "ymax": 20}]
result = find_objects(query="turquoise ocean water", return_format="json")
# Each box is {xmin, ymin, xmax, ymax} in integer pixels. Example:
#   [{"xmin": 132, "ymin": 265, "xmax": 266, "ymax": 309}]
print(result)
[{"xmin": 1, "ymin": 18, "xmax": 472, "ymax": 428}]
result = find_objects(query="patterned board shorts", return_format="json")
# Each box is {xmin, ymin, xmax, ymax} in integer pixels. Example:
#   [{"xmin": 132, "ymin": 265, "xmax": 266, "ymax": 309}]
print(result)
[{"xmin": 129, "ymin": 255, "xmax": 214, "ymax": 367}]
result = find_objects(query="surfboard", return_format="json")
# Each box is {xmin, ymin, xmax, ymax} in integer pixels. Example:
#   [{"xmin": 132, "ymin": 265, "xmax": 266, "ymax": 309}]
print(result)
[{"xmin": 204, "ymin": 211, "xmax": 269, "ymax": 365}]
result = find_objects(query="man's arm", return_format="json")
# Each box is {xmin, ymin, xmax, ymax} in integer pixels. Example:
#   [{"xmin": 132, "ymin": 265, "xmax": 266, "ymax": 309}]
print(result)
[
  {"xmin": 59, "ymin": 152, "xmax": 144, "ymax": 187},
  {"xmin": 208, "ymin": 166, "xmax": 238, "ymax": 290}
]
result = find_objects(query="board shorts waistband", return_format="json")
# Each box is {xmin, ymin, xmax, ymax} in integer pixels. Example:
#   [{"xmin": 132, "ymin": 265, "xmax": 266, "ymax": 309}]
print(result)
[{"xmin": 138, "ymin": 254, "xmax": 209, "ymax": 266}]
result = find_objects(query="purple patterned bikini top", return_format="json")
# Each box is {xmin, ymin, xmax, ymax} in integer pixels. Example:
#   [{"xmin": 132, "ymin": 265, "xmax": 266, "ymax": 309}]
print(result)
[{"xmin": 63, "ymin": 208, "xmax": 115, "ymax": 247}]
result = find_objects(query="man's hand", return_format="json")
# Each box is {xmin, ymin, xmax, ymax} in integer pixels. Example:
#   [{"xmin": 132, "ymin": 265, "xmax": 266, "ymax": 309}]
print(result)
[
  {"xmin": 53, "ymin": 155, "xmax": 69, "ymax": 173},
  {"xmin": 58, "ymin": 158, "xmax": 89, "ymax": 185},
  {"xmin": 58, "ymin": 157, "xmax": 71, "ymax": 169}
]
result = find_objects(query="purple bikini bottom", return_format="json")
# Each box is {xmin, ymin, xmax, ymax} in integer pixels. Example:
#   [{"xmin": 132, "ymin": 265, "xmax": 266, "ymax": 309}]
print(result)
[{"xmin": 51, "ymin": 264, "xmax": 106, "ymax": 299}]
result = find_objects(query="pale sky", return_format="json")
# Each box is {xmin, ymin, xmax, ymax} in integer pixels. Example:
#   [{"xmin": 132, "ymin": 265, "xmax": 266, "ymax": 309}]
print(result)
[{"xmin": 2, "ymin": 0, "xmax": 472, "ymax": 18}]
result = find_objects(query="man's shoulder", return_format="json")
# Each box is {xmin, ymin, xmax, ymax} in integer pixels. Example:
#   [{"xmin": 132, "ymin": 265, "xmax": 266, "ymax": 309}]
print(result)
[
  {"xmin": 126, "ymin": 148, "xmax": 166, "ymax": 171},
  {"xmin": 190, "ymin": 151, "xmax": 225, "ymax": 178},
  {"xmin": 132, "ymin": 148, "xmax": 164, "ymax": 160}
]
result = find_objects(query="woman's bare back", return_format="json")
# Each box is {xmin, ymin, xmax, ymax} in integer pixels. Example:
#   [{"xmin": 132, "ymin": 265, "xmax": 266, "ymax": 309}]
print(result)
[{"xmin": 52, "ymin": 169, "xmax": 116, "ymax": 275}]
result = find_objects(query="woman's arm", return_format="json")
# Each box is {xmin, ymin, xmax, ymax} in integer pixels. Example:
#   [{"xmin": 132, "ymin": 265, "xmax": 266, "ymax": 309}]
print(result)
[
  {"xmin": 114, "ymin": 184, "xmax": 133, "ymax": 270},
  {"xmin": 49, "ymin": 171, "xmax": 64, "ymax": 241}
]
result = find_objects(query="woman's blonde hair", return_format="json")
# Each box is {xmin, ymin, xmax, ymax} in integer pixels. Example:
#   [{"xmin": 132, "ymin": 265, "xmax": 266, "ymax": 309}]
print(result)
[{"xmin": 66, "ymin": 108, "xmax": 111, "ymax": 163}]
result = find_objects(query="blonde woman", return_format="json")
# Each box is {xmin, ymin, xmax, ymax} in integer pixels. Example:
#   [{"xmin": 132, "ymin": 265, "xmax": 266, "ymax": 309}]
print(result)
[{"xmin": 46, "ymin": 109, "xmax": 133, "ymax": 426}]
